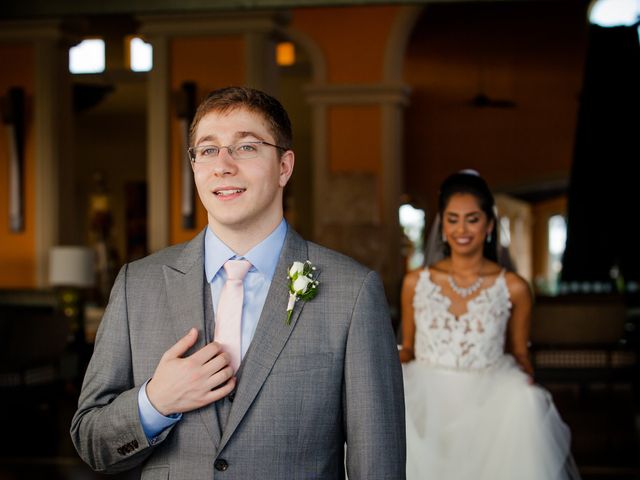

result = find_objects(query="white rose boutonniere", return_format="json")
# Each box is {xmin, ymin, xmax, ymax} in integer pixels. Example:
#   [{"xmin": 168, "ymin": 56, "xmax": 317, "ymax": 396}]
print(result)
[{"xmin": 286, "ymin": 260, "xmax": 319, "ymax": 325}]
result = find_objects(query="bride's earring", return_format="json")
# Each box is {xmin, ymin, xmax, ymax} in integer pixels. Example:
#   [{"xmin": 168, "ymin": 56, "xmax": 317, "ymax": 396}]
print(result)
[
  {"xmin": 486, "ymin": 232, "xmax": 492, "ymax": 243},
  {"xmin": 442, "ymin": 232, "xmax": 447, "ymax": 243}
]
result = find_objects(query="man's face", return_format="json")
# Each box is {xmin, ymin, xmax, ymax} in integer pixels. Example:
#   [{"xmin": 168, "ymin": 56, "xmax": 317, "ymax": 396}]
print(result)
[{"xmin": 191, "ymin": 107, "xmax": 294, "ymax": 237}]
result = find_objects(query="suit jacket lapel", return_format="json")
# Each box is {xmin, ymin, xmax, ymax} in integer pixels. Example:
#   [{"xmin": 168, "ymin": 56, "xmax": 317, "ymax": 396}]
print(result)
[
  {"xmin": 162, "ymin": 228, "xmax": 222, "ymax": 449},
  {"xmin": 218, "ymin": 228, "xmax": 310, "ymax": 451}
]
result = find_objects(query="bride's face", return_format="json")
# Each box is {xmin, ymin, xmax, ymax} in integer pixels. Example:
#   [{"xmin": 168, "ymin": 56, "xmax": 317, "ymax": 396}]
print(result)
[{"xmin": 442, "ymin": 193, "xmax": 493, "ymax": 257}]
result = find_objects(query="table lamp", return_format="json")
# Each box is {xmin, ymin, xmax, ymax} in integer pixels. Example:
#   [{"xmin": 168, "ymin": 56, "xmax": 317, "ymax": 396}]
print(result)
[{"xmin": 49, "ymin": 246, "xmax": 95, "ymax": 346}]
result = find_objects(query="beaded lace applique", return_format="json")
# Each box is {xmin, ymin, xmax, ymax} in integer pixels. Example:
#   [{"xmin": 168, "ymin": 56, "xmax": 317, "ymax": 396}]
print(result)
[{"xmin": 413, "ymin": 269, "xmax": 512, "ymax": 369}]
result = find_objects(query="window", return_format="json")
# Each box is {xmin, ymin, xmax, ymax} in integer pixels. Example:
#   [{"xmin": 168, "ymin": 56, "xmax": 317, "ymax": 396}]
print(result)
[
  {"xmin": 129, "ymin": 37, "xmax": 153, "ymax": 72},
  {"xmin": 399, "ymin": 203, "xmax": 426, "ymax": 271},
  {"xmin": 499, "ymin": 216, "xmax": 511, "ymax": 248},
  {"xmin": 69, "ymin": 39, "xmax": 105, "ymax": 74},
  {"xmin": 547, "ymin": 214, "xmax": 567, "ymax": 293},
  {"xmin": 69, "ymin": 37, "xmax": 153, "ymax": 74}
]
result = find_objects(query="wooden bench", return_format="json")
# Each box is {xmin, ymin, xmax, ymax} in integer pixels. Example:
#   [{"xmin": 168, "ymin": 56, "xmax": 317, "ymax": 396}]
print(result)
[{"xmin": 530, "ymin": 296, "xmax": 637, "ymax": 389}]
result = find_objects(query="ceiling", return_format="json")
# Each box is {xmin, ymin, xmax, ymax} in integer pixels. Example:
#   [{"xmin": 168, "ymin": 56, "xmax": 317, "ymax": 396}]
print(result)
[
  {"xmin": 0, "ymin": 0, "xmax": 558, "ymax": 20},
  {"xmin": 2, "ymin": 0, "xmax": 412, "ymax": 20}
]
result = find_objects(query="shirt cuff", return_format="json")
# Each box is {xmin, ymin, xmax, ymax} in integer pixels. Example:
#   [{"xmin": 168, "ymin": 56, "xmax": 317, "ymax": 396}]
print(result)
[{"xmin": 138, "ymin": 379, "xmax": 182, "ymax": 442}]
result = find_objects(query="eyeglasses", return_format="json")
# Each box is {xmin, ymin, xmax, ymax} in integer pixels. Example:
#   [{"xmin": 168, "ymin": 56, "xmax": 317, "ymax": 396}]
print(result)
[{"xmin": 188, "ymin": 141, "xmax": 286, "ymax": 163}]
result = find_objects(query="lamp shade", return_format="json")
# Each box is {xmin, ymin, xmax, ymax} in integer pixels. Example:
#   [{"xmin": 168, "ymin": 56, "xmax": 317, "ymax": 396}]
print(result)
[{"xmin": 49, "ymin": 246, "xmax": 95, "ymax": 288}]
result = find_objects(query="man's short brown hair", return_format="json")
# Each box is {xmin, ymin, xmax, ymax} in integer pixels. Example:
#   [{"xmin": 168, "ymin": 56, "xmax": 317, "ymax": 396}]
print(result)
[{"xmin": 189, "ymin": 86, "xmax": 292, "ymax": 153}]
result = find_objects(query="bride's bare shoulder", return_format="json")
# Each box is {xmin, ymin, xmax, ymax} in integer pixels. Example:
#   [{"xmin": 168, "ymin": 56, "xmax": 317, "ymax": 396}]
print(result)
[
  {"xmin": 403, "ymin": 266, "xmax": 426, "ymax": 288},
  {"xmin": 504, "ymin": 271, "xmax": 532, "ymax": 302},
  {"xmin": 428, "ymin": 260, "xmax": 449, "ymax": 282}
]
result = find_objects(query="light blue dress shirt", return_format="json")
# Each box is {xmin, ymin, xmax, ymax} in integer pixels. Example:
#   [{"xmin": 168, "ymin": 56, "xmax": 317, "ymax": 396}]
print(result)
[{"xmin": 138, "ymin": 219, "xmax": 288, "ymax": 441}]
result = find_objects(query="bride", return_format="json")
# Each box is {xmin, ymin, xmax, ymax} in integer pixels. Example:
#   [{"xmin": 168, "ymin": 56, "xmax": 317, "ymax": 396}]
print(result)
[{"xmin": 400, "ymin": 171, "xmax": 581, "ymax": 480}]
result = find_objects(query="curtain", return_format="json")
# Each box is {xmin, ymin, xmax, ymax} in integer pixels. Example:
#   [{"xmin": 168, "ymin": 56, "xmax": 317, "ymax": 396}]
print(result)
[{"xmin": 562, "ymin": 24, "xmax": 640, "ymax": 284}]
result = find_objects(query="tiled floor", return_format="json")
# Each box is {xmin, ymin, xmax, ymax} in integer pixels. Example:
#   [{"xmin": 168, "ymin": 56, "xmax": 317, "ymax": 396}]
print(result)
[
  {"xmin": 1, "ymin": 382, "xmax": 136, "ymax": 480},
  {"xmin": 553, "ymin": 383, "xmax": 640, "ymax": 480},
  {"xmin": 1, "ymin": 379, "xmax": 638, "ymax": 479}
]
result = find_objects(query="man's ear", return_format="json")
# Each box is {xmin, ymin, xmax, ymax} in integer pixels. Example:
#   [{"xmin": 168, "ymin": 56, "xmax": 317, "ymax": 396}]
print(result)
[{"xmin": 279, "ymin": 150, "xmax": 295, "ymax": 187}]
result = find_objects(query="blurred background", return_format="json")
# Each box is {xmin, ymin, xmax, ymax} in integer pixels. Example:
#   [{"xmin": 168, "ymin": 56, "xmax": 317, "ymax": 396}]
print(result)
[{"xmin": 0, "ymin": 0, "xmax": 639, "ymax": 478}]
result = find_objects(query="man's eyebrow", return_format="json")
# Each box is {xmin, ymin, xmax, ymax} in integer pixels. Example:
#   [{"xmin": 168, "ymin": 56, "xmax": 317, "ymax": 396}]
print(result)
[
  {"xmin": 236, "ymin": 131, "xmax": 266, "ymax": 141},
  {"xmin": 195, "ymin": 134, "xmax": 215, "ymax": 146},
  {"xmin": 195, "ymin": 131, "xmax": 266, "ymax": 146}
]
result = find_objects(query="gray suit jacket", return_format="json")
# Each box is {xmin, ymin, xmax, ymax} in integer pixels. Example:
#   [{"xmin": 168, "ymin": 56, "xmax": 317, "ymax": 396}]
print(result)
[{"xmin": 71, "ymin": 228, "xmax": 406, "ymax": 479}]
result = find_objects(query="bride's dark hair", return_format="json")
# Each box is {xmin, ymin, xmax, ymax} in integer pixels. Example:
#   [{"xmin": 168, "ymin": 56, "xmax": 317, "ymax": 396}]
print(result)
[{"xmin": 437, "ymin": 171, "xmax": 498, "ymax": 262}]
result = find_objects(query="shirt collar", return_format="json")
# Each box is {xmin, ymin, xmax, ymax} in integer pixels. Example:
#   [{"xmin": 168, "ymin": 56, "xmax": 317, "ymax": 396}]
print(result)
[{"xmin": 204, "ymin": 219, "xmax": 288, "ymax": 282}]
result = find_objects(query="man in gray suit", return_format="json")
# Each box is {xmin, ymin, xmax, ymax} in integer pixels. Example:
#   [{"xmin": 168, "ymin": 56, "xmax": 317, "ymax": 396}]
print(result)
[{"xmin": 71, "ymin": 86, "xmax": 405, "ymax": 479}]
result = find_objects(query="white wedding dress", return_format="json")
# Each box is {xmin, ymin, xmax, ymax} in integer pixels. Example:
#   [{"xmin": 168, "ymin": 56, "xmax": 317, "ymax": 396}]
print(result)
[{"xmin": 403, "ymin": 269, "xmax": 581, "ymax": 480}]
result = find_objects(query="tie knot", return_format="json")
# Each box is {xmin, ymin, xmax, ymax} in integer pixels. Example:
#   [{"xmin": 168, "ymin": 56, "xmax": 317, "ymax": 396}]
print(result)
[{"xmin": 224, "ymin": 259, "xmax": 251, "ymax": 281}]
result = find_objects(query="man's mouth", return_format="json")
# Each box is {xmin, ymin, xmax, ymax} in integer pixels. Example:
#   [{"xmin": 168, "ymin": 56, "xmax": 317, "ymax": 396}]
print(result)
[{"xmin": 214, "ymin": 188, "xmax": 246, "ymax": 197}]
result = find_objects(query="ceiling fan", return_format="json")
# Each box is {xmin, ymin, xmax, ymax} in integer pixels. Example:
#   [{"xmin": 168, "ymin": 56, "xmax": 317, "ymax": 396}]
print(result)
[
  {"xmin": 468, "ymin": 61, "xmax": 517, "ymax": 109},
  {"xmin": 469, "ymin": 92, "xmax": 516, "ymax": 109}
]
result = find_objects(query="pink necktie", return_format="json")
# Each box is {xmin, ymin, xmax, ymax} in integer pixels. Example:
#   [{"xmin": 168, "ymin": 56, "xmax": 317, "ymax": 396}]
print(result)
[{"xmin": 215, "ymin": 259, "xmax": 251, "ymax": 373}]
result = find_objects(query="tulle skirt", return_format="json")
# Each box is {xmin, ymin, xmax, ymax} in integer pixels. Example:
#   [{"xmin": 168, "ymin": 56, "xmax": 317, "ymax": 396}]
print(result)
[{"xmin": 403, "ymin": 355, "xmax": 581, "ymax": 480}]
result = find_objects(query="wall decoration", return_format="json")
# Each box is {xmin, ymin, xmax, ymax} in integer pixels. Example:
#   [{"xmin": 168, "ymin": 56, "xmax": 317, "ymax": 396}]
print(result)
[
  {"xmin": 177, "ymin": 81, "xmax": 197, "ymax": 229},
  {"xmin": 1, "ymin": 87, "xmax": 26, "ymax": 232}
]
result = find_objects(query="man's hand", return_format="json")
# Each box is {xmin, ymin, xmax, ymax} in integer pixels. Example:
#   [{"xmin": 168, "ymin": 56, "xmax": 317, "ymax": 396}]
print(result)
[{"xmin": 146, "ymin": 328, "xmax": 236, "ymax": 416}]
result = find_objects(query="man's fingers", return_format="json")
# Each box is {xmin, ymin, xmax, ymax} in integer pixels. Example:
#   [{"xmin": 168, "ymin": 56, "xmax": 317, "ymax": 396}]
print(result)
[
  {"xmin": 162, "ymin": 327, "xmax": 198, "ymax": 360},
  {"xmin": 201, "ymin": 349, "xmax": 231, "ymax": 376},
  {"xmin": 205, "ymin": 362, "xmax": 234, "ymax": 388},
  {"xmin": 190, "ymin": 341, "xmax": 225, "ymax": 365},
  {"xmin": 204, "ymin": 376, "xmax": 236, "ymax": 403}
]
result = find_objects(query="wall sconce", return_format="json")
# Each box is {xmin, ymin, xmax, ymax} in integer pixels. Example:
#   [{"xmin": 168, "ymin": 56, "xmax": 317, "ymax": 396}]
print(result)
[{"xmin": 276, "ymin": 42, "xmax": 295, "ymax": 67}]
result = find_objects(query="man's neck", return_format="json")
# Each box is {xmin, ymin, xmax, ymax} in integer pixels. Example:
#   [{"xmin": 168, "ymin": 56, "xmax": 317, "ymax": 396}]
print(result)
[{"xmin": 209, "ymin": 217, "xmax": 284, "ymax": 256}]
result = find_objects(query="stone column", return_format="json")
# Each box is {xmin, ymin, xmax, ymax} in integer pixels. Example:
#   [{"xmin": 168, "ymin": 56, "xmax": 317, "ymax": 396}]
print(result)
[{"xmin": 305, "ymin": 83, "xmax": 409, "ymax": 305}]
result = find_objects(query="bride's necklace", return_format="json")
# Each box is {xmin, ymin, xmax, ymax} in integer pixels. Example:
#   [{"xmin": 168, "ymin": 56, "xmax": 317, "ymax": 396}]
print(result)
[{"xmin": 448, "ymin": 273, "xmax": 483, "ymax": 298}]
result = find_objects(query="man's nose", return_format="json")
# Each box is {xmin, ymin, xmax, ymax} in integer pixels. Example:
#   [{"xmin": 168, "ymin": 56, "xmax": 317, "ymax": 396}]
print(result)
[{"xmin": 213, "ymin": 148, "xmax": 237, "ymax": 176}]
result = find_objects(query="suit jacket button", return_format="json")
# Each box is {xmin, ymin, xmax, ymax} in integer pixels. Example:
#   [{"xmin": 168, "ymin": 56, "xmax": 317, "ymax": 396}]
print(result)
[
  {"xmin": 228, "ymin": 391, "xmax": 235, "ymax": 402},
  {"xmin": 214, "ymin": 459, "xmax": 229, "ymax": 471}
]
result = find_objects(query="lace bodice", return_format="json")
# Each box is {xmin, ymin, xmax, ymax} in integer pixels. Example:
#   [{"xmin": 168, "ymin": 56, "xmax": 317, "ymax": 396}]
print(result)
[{"xmin": 413, "ymin": 269, "xmax": 512, "ymax": 369}]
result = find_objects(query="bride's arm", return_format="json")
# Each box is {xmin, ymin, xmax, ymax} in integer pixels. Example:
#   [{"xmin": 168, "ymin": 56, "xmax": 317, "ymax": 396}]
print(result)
[
  {"xmin": 505, "ymin": 273, "xmax": 534, "ymax": 381},
  {"xmin": 398, "ymin": 270, "xmax": 420, "ymax": 363}
]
